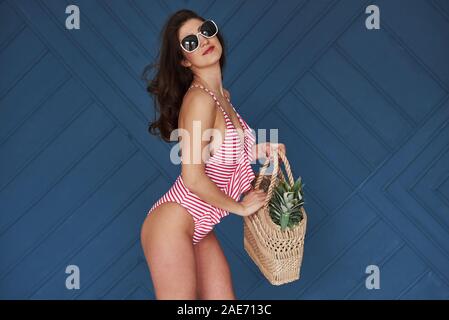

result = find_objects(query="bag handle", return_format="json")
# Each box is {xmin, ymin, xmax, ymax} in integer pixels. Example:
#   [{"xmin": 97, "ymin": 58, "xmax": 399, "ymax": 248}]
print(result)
[{"xmin": 254, "ymin": 147, "xmax": 294, "ymax": 208}]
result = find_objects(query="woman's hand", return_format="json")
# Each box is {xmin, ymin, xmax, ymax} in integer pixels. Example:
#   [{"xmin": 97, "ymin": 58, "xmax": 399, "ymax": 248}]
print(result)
[
  {"xmin": 236, "ymin": 189, "xmax": 267, "ymax": 217},
  {"xmin": 262, "ymin": 142, "xmax": 286, "ymax": 162}
]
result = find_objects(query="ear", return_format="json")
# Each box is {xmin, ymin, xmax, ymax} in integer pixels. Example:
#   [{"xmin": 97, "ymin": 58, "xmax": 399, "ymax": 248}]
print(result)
[{"xmin": 181, "ymin": 58, "xmax": 191, "ymax": 68}]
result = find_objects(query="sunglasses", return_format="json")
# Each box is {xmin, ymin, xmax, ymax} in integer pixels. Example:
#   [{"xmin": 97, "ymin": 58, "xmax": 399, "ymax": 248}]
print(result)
[{"xmin": 180, "ymin": 19, "xmax": 219, "ymax": 53}]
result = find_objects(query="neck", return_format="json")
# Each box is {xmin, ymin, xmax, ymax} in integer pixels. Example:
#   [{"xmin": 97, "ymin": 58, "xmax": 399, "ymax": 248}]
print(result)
[{"xmin": 191, "ymin": 63, "xmax": 224, "ymax": 97}]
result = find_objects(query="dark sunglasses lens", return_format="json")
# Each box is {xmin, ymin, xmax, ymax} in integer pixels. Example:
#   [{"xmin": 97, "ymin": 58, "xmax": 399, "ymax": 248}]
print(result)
[
  {"xmin": 181, "ymin": 35, "xmax": 198, "ymax": 51},
  {"xmin": 200, "ymin": 20, "xmax": 217, "ymax": 37}
]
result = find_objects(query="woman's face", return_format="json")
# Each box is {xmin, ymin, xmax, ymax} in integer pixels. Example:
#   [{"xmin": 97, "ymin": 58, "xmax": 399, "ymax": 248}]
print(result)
[{"xmin": 178, "ymin": 18, "xmax": 222, "ymax": 69}]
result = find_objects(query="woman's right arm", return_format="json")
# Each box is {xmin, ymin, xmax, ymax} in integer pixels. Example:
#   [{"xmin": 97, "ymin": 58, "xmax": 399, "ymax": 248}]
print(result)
[{"xmin": 178, "ymin": 90, "xmax": 265, "ymax": 217}]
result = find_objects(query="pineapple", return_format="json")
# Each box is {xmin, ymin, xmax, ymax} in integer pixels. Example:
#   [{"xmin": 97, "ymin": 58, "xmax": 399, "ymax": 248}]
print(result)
[{"xmin": 268, "ymin": 176, "xmax": 305, "ymax": 231}]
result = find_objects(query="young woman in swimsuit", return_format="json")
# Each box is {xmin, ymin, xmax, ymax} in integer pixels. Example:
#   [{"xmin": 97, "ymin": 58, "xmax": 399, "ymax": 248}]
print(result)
[{"xmin": 140, "ymin": 9, "xmax": 286, "ymax": 300}]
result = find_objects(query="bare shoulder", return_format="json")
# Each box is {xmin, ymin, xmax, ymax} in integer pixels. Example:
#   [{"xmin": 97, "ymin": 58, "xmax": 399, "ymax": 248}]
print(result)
[{"xmin": 179, "ymin": 87, "xmax": 216, "ymax": 122}]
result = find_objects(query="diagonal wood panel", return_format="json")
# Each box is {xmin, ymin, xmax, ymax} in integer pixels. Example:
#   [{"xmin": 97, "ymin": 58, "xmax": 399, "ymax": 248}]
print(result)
[{"xmin": 0, "ymin": 0, "xmax": 448, "ymax": 299}]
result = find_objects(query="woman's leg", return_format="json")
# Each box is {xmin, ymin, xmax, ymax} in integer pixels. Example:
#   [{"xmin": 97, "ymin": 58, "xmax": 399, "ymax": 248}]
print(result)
[
  {"xmin": 194, "ymin": 230, "xmax": 236, "ymax": 300},
  {"xmin": 141, "ymin": 202, "xmax": 197, "ymax": 299}
]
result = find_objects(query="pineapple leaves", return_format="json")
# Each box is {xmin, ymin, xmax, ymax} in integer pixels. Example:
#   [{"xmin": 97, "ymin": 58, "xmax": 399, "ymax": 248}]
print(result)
[{"xmin": 268, "ymin": 175, "xmax": 305, "ymax": 231}]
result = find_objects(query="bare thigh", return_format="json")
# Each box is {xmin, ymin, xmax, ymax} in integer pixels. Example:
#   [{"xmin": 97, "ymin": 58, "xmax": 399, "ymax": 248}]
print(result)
[
  {"xmin": 194, "ymin": 230, "xmax": 236, "ymax": 300},
  {"xmin": 140, "ymin": 202, "xmax": 196, "ymax": 299}
]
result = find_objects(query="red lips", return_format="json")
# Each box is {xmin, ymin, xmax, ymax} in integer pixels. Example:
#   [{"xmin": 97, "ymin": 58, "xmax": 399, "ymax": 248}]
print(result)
[{"xmin": 202, "ymin": 46, "xmax": 215, "ymax": 55}]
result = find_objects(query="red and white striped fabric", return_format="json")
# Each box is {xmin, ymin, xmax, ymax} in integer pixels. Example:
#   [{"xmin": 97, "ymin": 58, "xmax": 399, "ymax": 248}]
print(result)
[{"xmin": 147, "ymin": 84, "xmax": 256, "ymax": 245}]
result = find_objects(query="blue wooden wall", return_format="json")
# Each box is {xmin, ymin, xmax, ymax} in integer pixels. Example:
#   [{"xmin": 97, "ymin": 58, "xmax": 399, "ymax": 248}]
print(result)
[{"xmin": 0, "ymin": 0, "xmax": 448, "ymax": 299}]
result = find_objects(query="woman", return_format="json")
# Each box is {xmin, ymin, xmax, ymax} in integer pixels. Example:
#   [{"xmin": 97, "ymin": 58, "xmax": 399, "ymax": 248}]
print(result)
[{"xmin": 140, "ymin": 9, "xmax": 286, "ymax": 300}]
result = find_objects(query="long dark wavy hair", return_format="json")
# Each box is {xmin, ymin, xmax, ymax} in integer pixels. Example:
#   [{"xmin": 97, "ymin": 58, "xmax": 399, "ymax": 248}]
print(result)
[{"xmin": 142, "ymin": 9, "xmax": 227, "ymax": 142}]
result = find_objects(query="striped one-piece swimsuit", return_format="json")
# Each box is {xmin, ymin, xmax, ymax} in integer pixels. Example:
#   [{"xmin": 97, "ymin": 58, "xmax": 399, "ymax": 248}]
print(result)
[{"xmin": 147, "ymin": 83, "xmax": 256, "ymax": 245}]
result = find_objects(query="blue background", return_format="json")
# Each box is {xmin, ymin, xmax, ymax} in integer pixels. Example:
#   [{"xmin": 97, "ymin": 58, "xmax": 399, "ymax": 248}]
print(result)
[{"xmin": 1, "ymin": 0, "xmax": 448, "ymax": 299}]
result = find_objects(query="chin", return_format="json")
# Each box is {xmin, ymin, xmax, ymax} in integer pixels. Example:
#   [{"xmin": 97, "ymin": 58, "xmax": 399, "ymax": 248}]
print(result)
[
  {"xmin": 200, "ymin": 54, "xmax": 220, "ymax": 65},
  {"xmin": 207, "ymin": 50, "xmax": 221, "ymax": 61}
]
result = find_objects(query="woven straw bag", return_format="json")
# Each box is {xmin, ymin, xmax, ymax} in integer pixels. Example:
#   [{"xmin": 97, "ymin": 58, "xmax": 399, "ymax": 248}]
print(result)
[{"xmin": 243, "ymin": 148, "xmax": 307, "ymax": 285}]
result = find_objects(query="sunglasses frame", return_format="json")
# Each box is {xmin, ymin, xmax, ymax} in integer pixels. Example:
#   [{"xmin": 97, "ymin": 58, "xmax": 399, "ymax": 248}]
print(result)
[{"xmin": 179, "ymin": 19, "xmax": 219, "ymax": 53}]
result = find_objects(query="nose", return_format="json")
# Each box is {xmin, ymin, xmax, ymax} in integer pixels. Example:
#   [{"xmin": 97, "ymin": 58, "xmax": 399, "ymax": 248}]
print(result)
[{"xmin": 200, "ymin": 36, "xmax": 209, "ymax": 47}]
